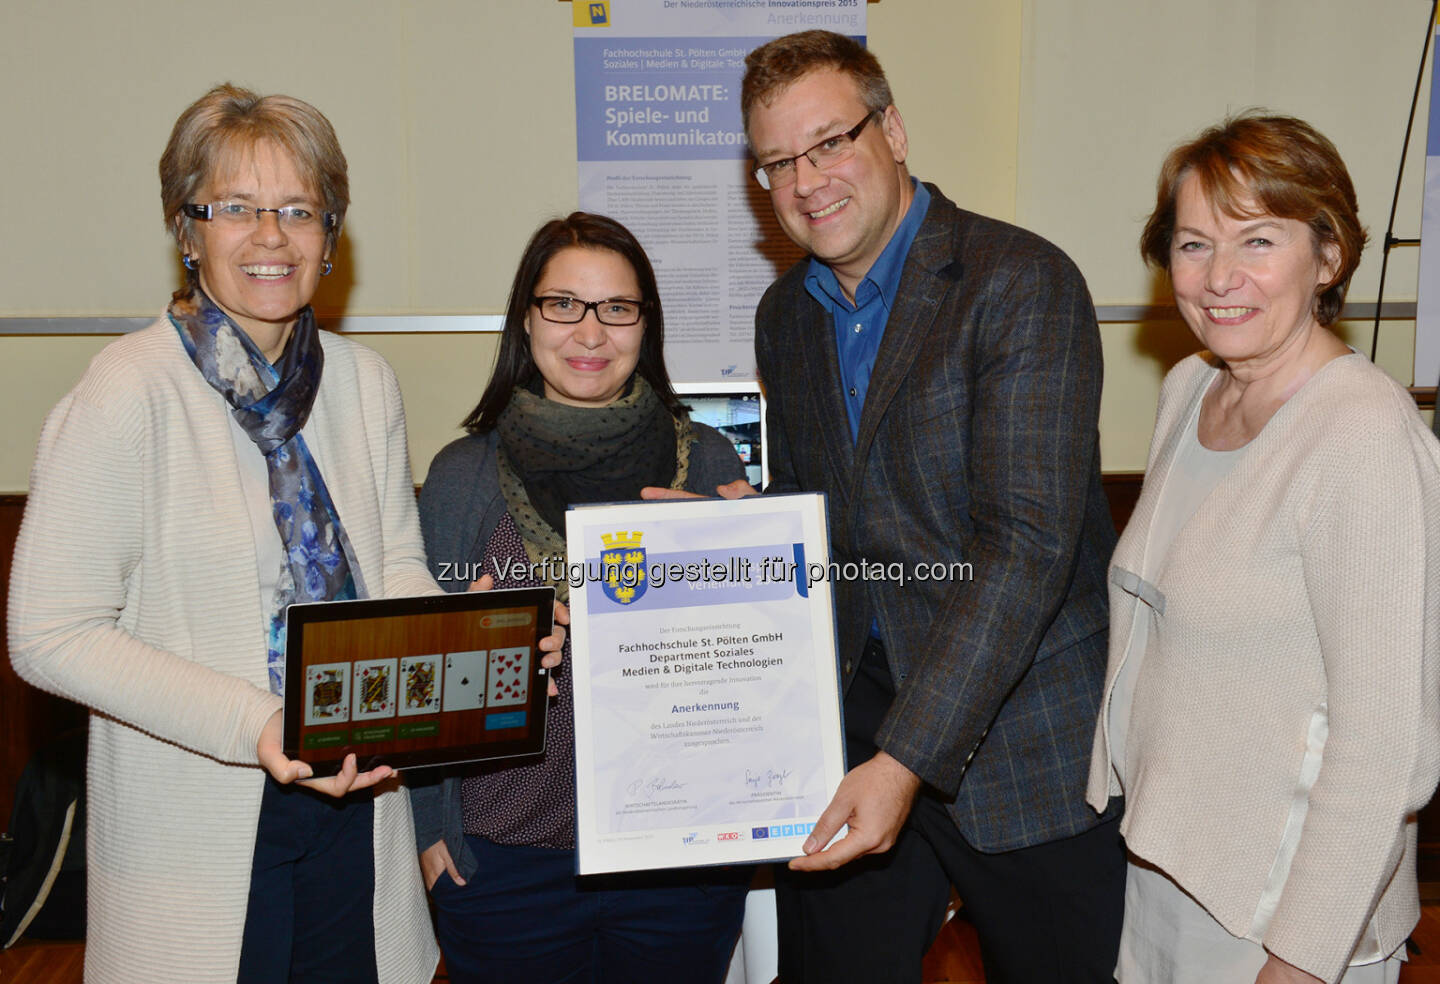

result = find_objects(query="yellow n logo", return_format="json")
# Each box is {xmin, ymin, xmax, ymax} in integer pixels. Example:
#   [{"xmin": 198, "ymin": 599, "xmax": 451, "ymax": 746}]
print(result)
[{"xmin": 575, "ymin": 1, "xmax": 611, "ymax": 27}]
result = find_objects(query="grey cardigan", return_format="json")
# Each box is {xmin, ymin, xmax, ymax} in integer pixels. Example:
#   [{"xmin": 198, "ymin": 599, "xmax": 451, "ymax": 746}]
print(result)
[{"xmin": 408, "ymin": 421, "xmax": 745, "ymax": 875}]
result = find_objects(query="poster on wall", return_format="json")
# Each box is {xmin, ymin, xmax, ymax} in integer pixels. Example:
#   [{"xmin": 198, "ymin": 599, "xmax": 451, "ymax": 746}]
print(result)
[
  {"xmin": 572, "ymin": 0, "xmax": 866, "ymax": 382},
  {"xmin": 1415, "ymin": 12, "xmax": 1440, "ymax": 391}
]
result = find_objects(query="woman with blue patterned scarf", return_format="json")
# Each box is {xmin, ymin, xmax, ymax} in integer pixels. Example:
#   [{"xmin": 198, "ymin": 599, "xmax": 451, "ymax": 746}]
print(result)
[{"xmin": 7, "ymin": 84, "xmax": 561, "ymax": 984}]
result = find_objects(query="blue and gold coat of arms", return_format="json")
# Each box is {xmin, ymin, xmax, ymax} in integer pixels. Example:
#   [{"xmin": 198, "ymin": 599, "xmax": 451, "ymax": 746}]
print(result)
[{"xmin": 600, "ymin": 531, "xmax": 646, "ymax": 605}]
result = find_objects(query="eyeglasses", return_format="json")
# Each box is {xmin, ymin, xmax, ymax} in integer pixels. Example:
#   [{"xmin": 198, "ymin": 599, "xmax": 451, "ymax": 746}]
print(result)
[
  {"xmin": 532, "ymin": 295, "xmax": 645, "ymax": 326},
  {"xmin": 182, "ymin": 201, "xmax": 338, "ymax": 232},
  {"xmin": 753, "ymin": 112, "xmax": 881, "ymax": 190}
]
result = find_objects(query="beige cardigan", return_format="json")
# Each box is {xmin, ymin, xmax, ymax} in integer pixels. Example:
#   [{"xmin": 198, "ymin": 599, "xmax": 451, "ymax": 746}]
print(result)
[
  {"xmin": 1087, "ymin": 353, "xmax": 1440, "ymax": 984},
  {"xmin": 8, "ymin": 317, "xmax": 440, "ymax": 983}
]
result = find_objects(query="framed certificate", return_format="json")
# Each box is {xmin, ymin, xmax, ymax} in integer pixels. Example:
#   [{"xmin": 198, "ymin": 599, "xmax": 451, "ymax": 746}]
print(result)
[
  {"xmin": 283, "ymin": 588, "xmax": 553, "ymax": 776},
  {"xmin": 566, "ymin": 493, "xmax": 846, "ymax": 873}
]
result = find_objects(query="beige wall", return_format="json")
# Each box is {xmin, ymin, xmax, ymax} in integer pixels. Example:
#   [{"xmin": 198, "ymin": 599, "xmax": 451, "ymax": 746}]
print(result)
[
  {"xmin": 0, "ymin": 0, "xmax": 1429, "ymax": 489},
  {"xmin": 1020, "ymin": 0, "xmax": 1434, "ymax": 468}
]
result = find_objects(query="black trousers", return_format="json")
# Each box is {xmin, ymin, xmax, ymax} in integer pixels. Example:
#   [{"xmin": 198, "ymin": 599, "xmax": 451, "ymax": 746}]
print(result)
[
  {"xmin": 776, "ymin": 638, "xmax": 1124, "ymax": 984},
  {"xmin": 236, "ymin": 777, "xmax": 378, "ymax": 984}
]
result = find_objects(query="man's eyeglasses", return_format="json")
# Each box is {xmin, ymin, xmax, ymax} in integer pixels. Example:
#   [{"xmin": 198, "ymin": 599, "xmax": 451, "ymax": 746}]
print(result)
[
  {"xmin": 753, "ymin": 111, "xmax": 881, "ymax": 191},
  {"xmin": 182, "ymin": 201, "xmax": 338, "ymax": 232},
  {"xmin": 531, "ymin": 295, "xmax": 645, "ymax": 326}
]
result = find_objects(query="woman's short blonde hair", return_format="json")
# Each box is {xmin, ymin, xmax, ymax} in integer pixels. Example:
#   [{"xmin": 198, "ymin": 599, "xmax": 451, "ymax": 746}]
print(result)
[{"xmin": 160, "ymin": 84, "xmax": 349, "ymax": 268}]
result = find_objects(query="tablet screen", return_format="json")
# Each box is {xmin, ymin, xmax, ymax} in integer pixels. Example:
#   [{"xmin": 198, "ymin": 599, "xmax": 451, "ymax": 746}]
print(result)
[{"xmin": 283, "ymin": 587, "xmax": 554, "ymax": 775}]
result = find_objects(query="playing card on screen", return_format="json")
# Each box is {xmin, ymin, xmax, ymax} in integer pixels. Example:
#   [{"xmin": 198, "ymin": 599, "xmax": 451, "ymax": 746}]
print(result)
[
  {"xmin": 353, "ymin": 658, "xmax": 397, "ymax": 721},
  {"xmin": 305, "ymin": 662, "xmax": 350, "ymax": 725},
  {"xmin": 443, "ymin": 650, "xmax": 487, "ymax": 712},
  {"xmin": 486, "ymin": 646, "xmax": 531, "ymax": 707},
  {"xmin": 399, "ymin": 655, "xmax": 442, "ymax": 716}
]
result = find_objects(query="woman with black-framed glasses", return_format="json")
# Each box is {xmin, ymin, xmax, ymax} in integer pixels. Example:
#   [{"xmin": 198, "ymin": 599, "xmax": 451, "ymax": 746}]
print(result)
[{"xmin": 408, "ymin": 211, "xmax": 752, "ymax": 984}]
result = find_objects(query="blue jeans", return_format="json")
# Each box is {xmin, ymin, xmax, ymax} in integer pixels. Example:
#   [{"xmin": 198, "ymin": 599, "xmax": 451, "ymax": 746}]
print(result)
[
  {"xmin": 431, "ymin": 835, "xmax": 750, "ymax": 984},
  {"xmin": 237, "ymin": 778, "xmax": 378, "ymax": 984}
]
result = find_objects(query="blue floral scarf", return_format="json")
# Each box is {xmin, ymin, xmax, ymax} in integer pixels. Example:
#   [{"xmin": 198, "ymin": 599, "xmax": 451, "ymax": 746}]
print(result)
[{"xmin": 169, "ymin": 289, "xmax": 363, "ymax": 695}]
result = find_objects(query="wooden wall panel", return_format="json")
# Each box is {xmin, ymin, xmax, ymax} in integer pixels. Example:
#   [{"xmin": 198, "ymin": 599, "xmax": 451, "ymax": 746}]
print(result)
[
  {"xmin": 0, "ymin": 484, "xmax": 1165, "ymax": 828},
  {"xmin": 7, "ymin": 472, "xmax": 1440, "ymax": 889}
]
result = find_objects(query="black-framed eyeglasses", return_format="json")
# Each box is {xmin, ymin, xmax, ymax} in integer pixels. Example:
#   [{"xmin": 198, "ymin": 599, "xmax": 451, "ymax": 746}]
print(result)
[
  {"xmin": 531, "ymin": 295, "xmax": 645, "ymax": 326},
  {"xmin": 182, "ymin": 201, "xmax": 338, "ymax": 232},
  {"xmin": 753, "ymin": 111, "xmax": 881, "ymax": 190}
]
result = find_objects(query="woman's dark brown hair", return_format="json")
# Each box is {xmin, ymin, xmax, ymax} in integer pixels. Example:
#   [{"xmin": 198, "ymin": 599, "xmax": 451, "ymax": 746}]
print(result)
[{"xmin": 462, "ymin": 212, "xmax": 684, "ymax": 432}]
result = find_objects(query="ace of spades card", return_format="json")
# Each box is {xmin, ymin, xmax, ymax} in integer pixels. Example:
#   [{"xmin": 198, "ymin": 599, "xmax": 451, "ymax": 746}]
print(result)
[
  {"xmin": 486, "ymin": 647, "xmax": 531, "ymax": 707},
  {"xmin": 305, "ymin": 662, "xmax": 351, "ymax": 726},
  {"xmin": 352, "ymin": 658, "xmax": 397, "ymax": 721},
  {"xmin": 399, "ymin": 654, "xmax": 442, "ymax": 717},
  {"xmin": 443, "ymin": 650, "xmax": 488, "ymax": 713}
]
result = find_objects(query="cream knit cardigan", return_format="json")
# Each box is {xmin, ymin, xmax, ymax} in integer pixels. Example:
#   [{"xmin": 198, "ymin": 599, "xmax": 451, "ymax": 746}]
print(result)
[
  {"xmin": 8, "ymin": 317, "xmax": 441, "ymax": 983},
  {"xmin": 1087, "ymin": 352, "xmax": 1440, "ymax": 983}
]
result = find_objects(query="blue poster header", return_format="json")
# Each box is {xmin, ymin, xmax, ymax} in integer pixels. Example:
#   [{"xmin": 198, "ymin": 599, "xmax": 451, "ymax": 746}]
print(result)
[{"xmin": 575, "ymin": 36, "xmax": 757, "ymax": 161}]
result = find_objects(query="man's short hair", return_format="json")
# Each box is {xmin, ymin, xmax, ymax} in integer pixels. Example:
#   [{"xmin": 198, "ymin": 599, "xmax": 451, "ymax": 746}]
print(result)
[{"xmin": 741, "ymin": 30, "xmax": 893, "ymax": 145}]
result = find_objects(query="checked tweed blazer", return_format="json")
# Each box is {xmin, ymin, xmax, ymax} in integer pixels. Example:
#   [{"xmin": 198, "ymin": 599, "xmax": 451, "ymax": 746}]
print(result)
[{"xmin": 756, "ymin": 184, "xmax": 1118, "ymax": 851}]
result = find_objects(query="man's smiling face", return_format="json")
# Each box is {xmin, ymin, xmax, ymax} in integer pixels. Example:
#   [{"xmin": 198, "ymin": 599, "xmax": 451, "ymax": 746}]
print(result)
[{"xmin": 747, "ymin": 67, "xmax": 912, "ymax": 297}]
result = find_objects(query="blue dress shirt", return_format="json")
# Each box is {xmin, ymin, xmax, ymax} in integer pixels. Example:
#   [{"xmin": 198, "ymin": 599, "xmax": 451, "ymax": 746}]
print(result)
[{"xmin": 804, "ymin": 179, "xmax": 931, "ymax": 442}]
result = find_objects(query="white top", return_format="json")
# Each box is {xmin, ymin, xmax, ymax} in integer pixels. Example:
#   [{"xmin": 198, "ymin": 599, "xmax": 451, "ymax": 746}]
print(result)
[
  {"xmin": 8, "ymin": 317, "xmax": 442, "ymax": 984},
  {"xmin": 1118, "ymin": 859, "xmax": 1401, "ymax": 983},
  {"xmin": 1107, "ymin": 415, "xmax": 1242, "ymax": 779}
]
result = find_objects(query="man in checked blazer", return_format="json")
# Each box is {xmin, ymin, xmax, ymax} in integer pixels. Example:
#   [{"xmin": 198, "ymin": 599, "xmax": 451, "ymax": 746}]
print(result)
[{"xmin": 740, "ymin": 31, "xmax": 1125, "ymax": 982}]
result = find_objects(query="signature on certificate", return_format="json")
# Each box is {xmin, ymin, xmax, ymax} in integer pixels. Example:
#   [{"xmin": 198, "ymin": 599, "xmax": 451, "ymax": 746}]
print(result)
[
  {"xmin": 744, "ymin": 768, "xmax": 793, "ymax": 790},
  {"xmin": 626, "ymin": 776, "xmax": 687, "ymax": 800}
]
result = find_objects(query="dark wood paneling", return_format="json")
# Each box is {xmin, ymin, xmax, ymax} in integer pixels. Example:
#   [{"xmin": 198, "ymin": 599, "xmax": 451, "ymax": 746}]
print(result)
[
  {"xmin": 6, "ymin": 469, "xmax": 1440, "ymax": 897},
  {"xmin": 1102, "ymin": 472, "xmax": 1143, "ymax": 534},
  {"xmin": 0, "ymin": 940, "xmax": 85, "ymax": 982},
  {"xmin": 0, "ymin": 482, "xmax": 1168, "ymax": 833}
]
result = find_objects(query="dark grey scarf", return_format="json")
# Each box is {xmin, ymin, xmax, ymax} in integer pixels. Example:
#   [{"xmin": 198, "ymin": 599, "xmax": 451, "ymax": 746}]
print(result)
[{"xmin": 494, "ymin": 376, "xmax": 692, "ymax": 600}]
